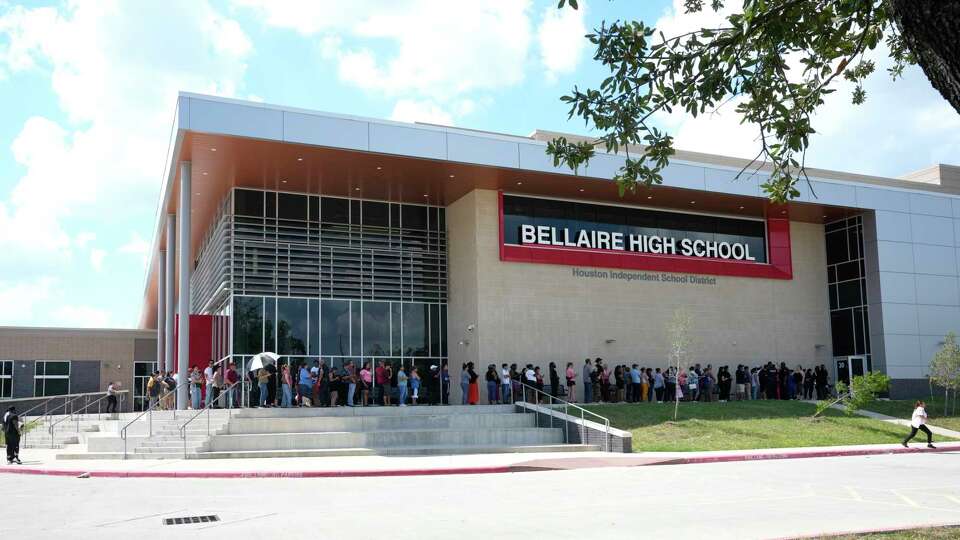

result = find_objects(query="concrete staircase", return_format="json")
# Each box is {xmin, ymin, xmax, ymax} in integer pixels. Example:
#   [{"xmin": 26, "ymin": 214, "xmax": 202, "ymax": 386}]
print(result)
[
  {"xmin": 21, "ymin": 416, "xmax": 103, "ymax": 449},
  {"xmin": 195, "ymin": 405, "xmax": 599, "ymax": 458}
]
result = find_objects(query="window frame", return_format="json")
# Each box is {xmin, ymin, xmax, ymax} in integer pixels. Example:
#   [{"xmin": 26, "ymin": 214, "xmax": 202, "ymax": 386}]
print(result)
[{"xmin": 34, "ymin": 360, "xmax": 71, "ymax": 397}]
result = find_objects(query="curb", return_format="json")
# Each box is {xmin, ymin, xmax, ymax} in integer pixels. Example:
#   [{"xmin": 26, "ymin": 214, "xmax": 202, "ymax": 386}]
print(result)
[
  {"xmin": 657, "ymin": 444, "xmax": 957, "ymax": 467},
  {"xmin": 0, "ymin": 465, "xmax": 513, "ymax": 479},
  {"xmin": 1, "ymin": 444, "xmax": 954, "ymax": 479}
]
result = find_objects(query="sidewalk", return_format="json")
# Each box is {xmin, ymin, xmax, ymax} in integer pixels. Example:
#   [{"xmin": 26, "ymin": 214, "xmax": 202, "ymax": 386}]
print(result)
[{"xmin": 4, "ymin": 441, "xmax": 959, "ymax": 478}]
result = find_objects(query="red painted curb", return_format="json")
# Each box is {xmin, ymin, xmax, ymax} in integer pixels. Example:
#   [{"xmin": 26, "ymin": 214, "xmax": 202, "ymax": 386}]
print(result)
[
  {"xmin": 0, "ymin": 465, "xmax": 513, "ymax": 479},
  {"xmin": 1, "ymin": 444, "xmax": 953, "ymax": 479}
]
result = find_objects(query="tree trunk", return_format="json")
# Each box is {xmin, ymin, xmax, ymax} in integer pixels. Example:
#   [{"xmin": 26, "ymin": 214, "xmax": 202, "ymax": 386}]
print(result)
[{"xmin": 888, "ymin": 0, "xmax": 960, "ymax": 115}]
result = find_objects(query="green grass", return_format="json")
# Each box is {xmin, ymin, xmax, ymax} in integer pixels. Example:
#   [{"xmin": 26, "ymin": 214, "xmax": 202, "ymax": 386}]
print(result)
[
  {"xmin": 583, "ymin": 400, "xmax": 955, "ymax": 452},
  {"xmin": 862, "ymin": 396, "xmax": 960, "ymax": 432},
  {"xmin": 813, "ymin": 526, "xmax": 960, "ymax": 539}
]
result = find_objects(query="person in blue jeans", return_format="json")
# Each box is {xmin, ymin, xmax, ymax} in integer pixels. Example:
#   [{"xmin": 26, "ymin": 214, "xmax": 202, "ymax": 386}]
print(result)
[
  {"xmin": 397, "ymin": 366, "xmax": 408, "ymax": 406},
  {"xmin": 257, "ymin": 368, "xmax": 270, "ymax": 407},
  {"xmin": 460, "ymin": 364, "xmax": 469, "ymax": 405},
  {"xmin": 485, "ymin": 365, "xmax": 499, "ymax": 404},
  {"xmin": 280, "ymin": 365, "xmax": 293, "ymax": 408},
  {"xmin": 298, "ymin": 363, "xmax": 314, "ymax": 407},
  {"xmin": 582, "ymin": 359, "xmax": 593, "ymax": 403}
]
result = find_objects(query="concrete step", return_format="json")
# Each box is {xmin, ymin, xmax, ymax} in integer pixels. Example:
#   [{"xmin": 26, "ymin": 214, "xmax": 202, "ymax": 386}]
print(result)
[
  {"xmin": 233, "ymin": 404, "xmax": 518, "ymax": 419},
  {"xmin": 196, "ymin": 444, "xmax": 601, "ymax": 459},
  {"xmin": 57, "ymin": 452, "xmax": 192, "ymax": 460},
  {"xmin": 208, "ymin": 428, "xmax": 564, "ymax": 452},
  {"xmin": 226, "ymin": 413, "xmax": 534, "ymax": 434}
]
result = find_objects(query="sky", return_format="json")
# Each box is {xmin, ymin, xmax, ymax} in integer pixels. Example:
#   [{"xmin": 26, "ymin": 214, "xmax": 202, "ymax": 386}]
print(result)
[{"xmin": 0, "ymin": 0, "xmax": 958, "ymax": 329}]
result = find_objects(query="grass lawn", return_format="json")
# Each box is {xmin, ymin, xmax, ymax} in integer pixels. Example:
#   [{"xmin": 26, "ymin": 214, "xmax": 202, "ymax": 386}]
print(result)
[
  {"xmin": 862, "ymin": 396, "xmax": 960, "ymax": 433},
  {"xmin": 813, "ymin": 526, "xmax": 960, "ymax": 539},
  {"xmin": 583, "ymin": 400, "xmax": 955, "ymax": 452}
]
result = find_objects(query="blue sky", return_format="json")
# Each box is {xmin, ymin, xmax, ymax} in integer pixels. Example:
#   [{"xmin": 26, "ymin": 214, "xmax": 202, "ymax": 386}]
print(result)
[{"xmin": 0, "ymin": 0, "xmax": 957, "ymax": 329}]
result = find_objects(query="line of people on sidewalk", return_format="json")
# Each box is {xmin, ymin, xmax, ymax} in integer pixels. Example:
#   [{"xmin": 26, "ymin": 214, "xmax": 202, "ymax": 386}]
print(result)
[{"xmin": 473, "ymin": 358, "xmax": 835, "ymax": 405}]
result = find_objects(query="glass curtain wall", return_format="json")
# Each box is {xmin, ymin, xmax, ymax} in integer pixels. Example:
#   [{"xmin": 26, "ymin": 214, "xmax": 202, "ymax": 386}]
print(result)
[
  {"xmin": 825, "ymin": 215, "xmax": 871, "ymax": 370},
  {"xmin": 228, "ymin": 188, "xmax": 448, "ymax": 405}
]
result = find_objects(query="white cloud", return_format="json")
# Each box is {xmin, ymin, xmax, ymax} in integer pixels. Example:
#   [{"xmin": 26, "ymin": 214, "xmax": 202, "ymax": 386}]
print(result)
[
  {"xmin": 648, "ymin": 0, "xmax": 960, "ymax": 177},
  {"xmin": 537, "ymin": 0, "xmax": 588, "ymax": 82},
  {"xmin": 90, "ymin": 248, "xmax": 106, "ymax": 272},
  {"xmin": 53, "ymin": 305, "xmax": 111, "ymax": 328},
  {"xmin": 390, "ymin": 99, "xmax": 454, "ymax": 125},
  {"xmin": 74, "ymin": 232, "xmax": 96, "ymax": 249},
  {"xmin": 0, "ymin": 0, "xmax": 253, "ymax": 326},
  {"xmin": 236, "ymin": 0, "xmax": 533, "ymax": 122},
  {"xmin": 0, "ymin": 277, "xmax": 55, "ymax": 324}
]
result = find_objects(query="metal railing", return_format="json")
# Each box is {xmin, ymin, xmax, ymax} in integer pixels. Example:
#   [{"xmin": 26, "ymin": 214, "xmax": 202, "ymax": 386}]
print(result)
[
  {"xmin": 46, "ymin": 391, "xmax": 128, "ymax": 448},
  {"xmin": 1, "ymin": 390, "xmax": 129, "ymax": 447},
  {"xmin": 178, "ymin": 380, "xmax": 242, "ymax": 458},
  {"xmin": 121, "ymin": 355, "xmax": 230, "ymax": 459},
  {"xmin": 516, "ymin": 381, "xmax": 611, "ymax": 452}
]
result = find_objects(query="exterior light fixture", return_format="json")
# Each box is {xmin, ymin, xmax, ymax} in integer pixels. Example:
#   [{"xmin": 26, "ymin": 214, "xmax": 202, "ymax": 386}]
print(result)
[
  {"xmin": 449, "ymin": 174, "xmax": 455, "ymax": 178},
  {"xmin": 297, "ymin": 157, "xmax": 303, "ymax": 161},
  {"xmin": 690, "ymin": 201, "xmax": 696, "ymax": 204},
  {"xmin": 647, "ymin": 196, "xmax": 653, "ymax": 200},
  {"xmin": 202, "ymin": 172, "xmax": 208, "ymax": 176},
  {"xmin": 376, "ymin": 166, "xmax": 382, "ymax": 170},
  {"xmin": 738, "ymin": 206, "xmax": 744, "ymax": 210},
  {"xmin": 516, "ymin": 181, "xmax": 522, "ymax": 185},
  {"xmin": 210, "ymin": 147, "xmax": 217, "ymax": 152},
  {"xmin": 579, "ymin": 188, "xmax": 585, "ymax": 192}
]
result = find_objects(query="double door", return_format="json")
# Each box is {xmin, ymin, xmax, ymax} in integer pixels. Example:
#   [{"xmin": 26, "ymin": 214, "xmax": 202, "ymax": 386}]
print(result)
[{"xmin": 835, "ymin": 355, "xmax": 867, "ymax": 387}]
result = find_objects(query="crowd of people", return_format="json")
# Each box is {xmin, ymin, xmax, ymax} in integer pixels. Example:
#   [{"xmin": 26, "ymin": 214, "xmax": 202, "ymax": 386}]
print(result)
[
  {"xmin": 469, "ymin": 359, "xmax": 836, "ymax": 405},
  {"xmin": 137, "ymin": 357, "xmax": 838, "ymax": 410}
]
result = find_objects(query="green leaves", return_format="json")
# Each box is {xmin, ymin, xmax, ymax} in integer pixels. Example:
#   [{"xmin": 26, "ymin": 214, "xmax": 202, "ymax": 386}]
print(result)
[{"xmin": 547, "ymin": 0, "xmax": 917, "ymax": 204}]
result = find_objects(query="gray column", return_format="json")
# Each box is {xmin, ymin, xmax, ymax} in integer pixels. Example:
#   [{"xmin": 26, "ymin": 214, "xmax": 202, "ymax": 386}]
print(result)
[
  {"xmin": 156, "ymin": 250, "xmax": 165, "ymax": 373},
  {"xmin": 176, "ymin": 162, "xmax": 192, "ymax": 410},
  {"xmin": 164, "ymin": 216, "xmax": 175, "ymax": 373}
]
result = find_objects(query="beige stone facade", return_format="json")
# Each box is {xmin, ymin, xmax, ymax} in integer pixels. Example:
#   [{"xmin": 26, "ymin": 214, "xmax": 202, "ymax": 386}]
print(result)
[
  {"xmin": 0, "ymin": 327, "xmax": 156, "ymax": 411},
  {"xmin": 447, "ymin": 189, "xmax": 832, "ymax": 403}
]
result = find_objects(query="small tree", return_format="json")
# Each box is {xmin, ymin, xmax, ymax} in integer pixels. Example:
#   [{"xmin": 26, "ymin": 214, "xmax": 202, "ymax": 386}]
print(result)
[
  {"xmin": 929, "ymin": 332, "xmax": 960, "ymax": 416},
  {"xmin": 666, "ymin": 308, "xmax": 694, "ymax": 421},
  {"xmin": 813, "ymin": 371, "xmax": 890, "ymax": 417}
]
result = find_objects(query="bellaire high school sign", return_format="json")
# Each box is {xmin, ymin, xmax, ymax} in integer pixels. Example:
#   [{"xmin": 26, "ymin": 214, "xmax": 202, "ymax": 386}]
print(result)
[
  {"xmin": 519, "ymin": 224, "xmax": 759, "ymax": 261},
  {"xmin": 499, "ymin": 193, "xmax": 794, "ymax": 280}
]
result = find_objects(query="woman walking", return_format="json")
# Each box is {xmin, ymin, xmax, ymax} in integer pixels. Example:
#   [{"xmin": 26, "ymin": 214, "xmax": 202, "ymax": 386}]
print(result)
[{"xmin": 902, "ymin": 400, "xmax": 936, "ymax": 449}]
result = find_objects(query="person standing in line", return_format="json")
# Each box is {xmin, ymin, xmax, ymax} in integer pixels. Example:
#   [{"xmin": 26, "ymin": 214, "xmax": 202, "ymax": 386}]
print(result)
[
  {"xmin": 816, "ymin": 365, "xmax": 829, "ymax": 399},
  {"xmin": 640, "ymin": 367, "xmax": 650, "ymax": 403},
  {"xmin": 317, "ymin": 359, "xmax": 330, "ymax": 407},
  {"xmin": 628, "ymin": 365, "xmax": 640, "ymax": 403},
  {"xmin": 686, "ymin": 367, "xmax": 698, "ymax": 402},
  {"xmin": 396, "ymin": 365, "xmax": 408, "ymax": 406},
  {"xmin": 280, "ymin": 365, "xmax": 292, "ymax": 408},
  {"xmin": 188, "ymin": 367, "xmax": 202, "ymax": 409},
  {"xmin": 212, "ymin": 365, "xmax": 224, "ymax": 408},
  {"xmin": 225, "ymin": 362, "xmax": 239, "ymax": 408},
  {"xmin": 902, "ymin": 400, "xmax": 936, "ymax": 449},
  {"xmin": 3, "ymin": 407, "xmax": 22, "ymax": 465},
  {"xmin": 582, "ymin": 359, "xmax": 593, "ymax": 404},
  {"xmin": 566, "ymin": 362, "xmax": 578, "ymax": 403},
  {"xmin": 410, "ymin": 366, "xmax": 421, "ymax": 406},
  {"xmin": 360, "ymin": 362, "xmax": 372, "ymax": 407},
  {"xmin": 163, "ymin": 371, "xmax": 177, "ymax": 410},
  {"xmin": 439, "ymin": 362, "xmax": 450, "ymax": 405},
  {"xmin": 735, "ymin": 366, "xmax": 746, "ymax": 401},
  {"xmin": 701, "ymin": 367, "xmax": 716, "ymax": 402},
  {"xmin": 676, "ymin": 369, "xmax": 686, "ymax": 403},
  {"xmin": 344, "ymin": 360, "xmax": 357, "ymax": 407},
  {"xmin": 106, "ymin": 381, "xmax": 120, "ymax": 414},
  {"xmin": 803, "ymin": 368, "xmax": 815, "ymax": 400},
  {"xmin": 467, "ymin": 362, "xmax": 480, "ymax": 405},
  {"xmin": 600, "ymin": 361, "xmax": 612, "ymax": 403},
  {"xmin": 460, "ymin": 363, "xmax": 470, "ymax": 405},
  {"xmin": 718, "ymin": 366, "xmax": 732, "ymax": 402},
  {"xmin": 382, "ymin": 362, "xmax": 393, "ymax": 406},
  {"xmin": 501, "ymin": 363, "xmax": 513, "ymax": 404},
  {"xmin": 653, "ymin": 368, "xmax": 665, "ymax": 403},
  {"xmin": 665, "ymin": 366, "xmax": 677, "ymax": 402},
  {"xmin": 203, "ymin": 360, "xmax": 215, "ymax": 409},
  {"xmin": 328, "ymin": 367, "xmax": 341, "ymax": 407},
  {"xmin": 751, "ymin": 367, "xmax": 760, "ymax": 400},
  {"xmin": 257, "ymin": 368, "xmax": 270, "ymax": 407},
  {"xmin": 613, "ymin": 365, "xmax": 624, "ymax": 403},
  {"xmin": 374, "ymin": 360, "xmax": 386, "ymax": 406},
  {"xmin": 485, "ymin": 365, "xmax": 500, "ymax": 404},
  {"xmin": 549, "ymin": 362, "xmax": 561, "ymax": 399},
  {"xmin": 298, "ymin": 362, "xmax": 314, "ymax": 407}
]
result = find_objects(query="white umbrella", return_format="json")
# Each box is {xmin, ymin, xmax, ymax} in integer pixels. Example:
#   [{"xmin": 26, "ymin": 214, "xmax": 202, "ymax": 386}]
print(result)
[{"xmin": 249, "ymin": 352, "xmax": 279, "ymax": 371}]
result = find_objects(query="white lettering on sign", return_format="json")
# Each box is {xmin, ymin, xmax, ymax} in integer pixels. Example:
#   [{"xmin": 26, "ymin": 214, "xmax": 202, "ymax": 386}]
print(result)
[{"xmin": 518, "ymin": 225, "xmax": 758, "ymax": 262}]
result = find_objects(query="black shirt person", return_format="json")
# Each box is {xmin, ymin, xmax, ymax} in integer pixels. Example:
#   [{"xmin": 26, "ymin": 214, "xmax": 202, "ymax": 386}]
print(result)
[{"xmin": 3, "ymin": 406, "xmax": 23, "ymax": 465}]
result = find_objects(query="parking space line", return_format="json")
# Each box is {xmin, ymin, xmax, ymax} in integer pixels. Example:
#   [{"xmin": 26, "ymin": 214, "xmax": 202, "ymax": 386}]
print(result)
[
  {"xmin": 891, "ymin": 490, "xmax": 921, "ymax": 508},
  {"xmin": 844, "ymin": 486, "xmax": 863, "ymax": 501},
  {"xmin": 946, "ymin": 495, "xmax": 960, "ymax": 506}
]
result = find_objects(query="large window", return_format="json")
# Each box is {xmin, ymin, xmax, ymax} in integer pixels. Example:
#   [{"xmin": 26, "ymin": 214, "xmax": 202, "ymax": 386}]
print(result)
[
  {"xmin": 34, "ymin": 361, "xmax": 70, "ymax": 397},
  {"xmin": 0, "ymin": 361, "xmax": 11, "ymax": 399},
  {"xmin": 232, "ymin": 295, "xmax": 445, "ymax": 364},
  {"xmin": 233, "ymin": 296, "xmax": 264, "ymax": 355},
  {"xmin": 826, "ymin": 216, "xmax": 871, "ymax": 366}
]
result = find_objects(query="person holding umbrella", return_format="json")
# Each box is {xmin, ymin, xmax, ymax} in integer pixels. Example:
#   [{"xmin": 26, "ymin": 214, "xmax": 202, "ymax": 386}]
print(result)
[{"xmin": 3, "ymin": 406, "xmax": 23, "ymax": 465}]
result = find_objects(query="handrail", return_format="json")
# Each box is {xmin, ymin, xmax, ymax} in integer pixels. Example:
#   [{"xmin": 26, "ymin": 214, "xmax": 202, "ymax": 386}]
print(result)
[
  {"xmin": 46, "ymin": 392, "xmax": 129, "ymax": 448},
  {"xmin": 516, "ymin": 380, "xmax": 611, "ymax": 452},
  {"xmin": 178, "ymin": 379, "xmax": 242, "ymax": 458},
  {"xmin": 121, "ymin": 355, "xmax": 230, "ymax": 459}
]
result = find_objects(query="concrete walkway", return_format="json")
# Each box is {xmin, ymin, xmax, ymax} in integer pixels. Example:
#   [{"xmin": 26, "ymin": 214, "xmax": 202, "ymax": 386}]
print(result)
[
  {"xmin": 5, "ymin": 441, "xmax": 960, "ymax": 478},
  {"xmin": 853, "ymin": 407, "xmax": 960, "ymax": 438}
]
